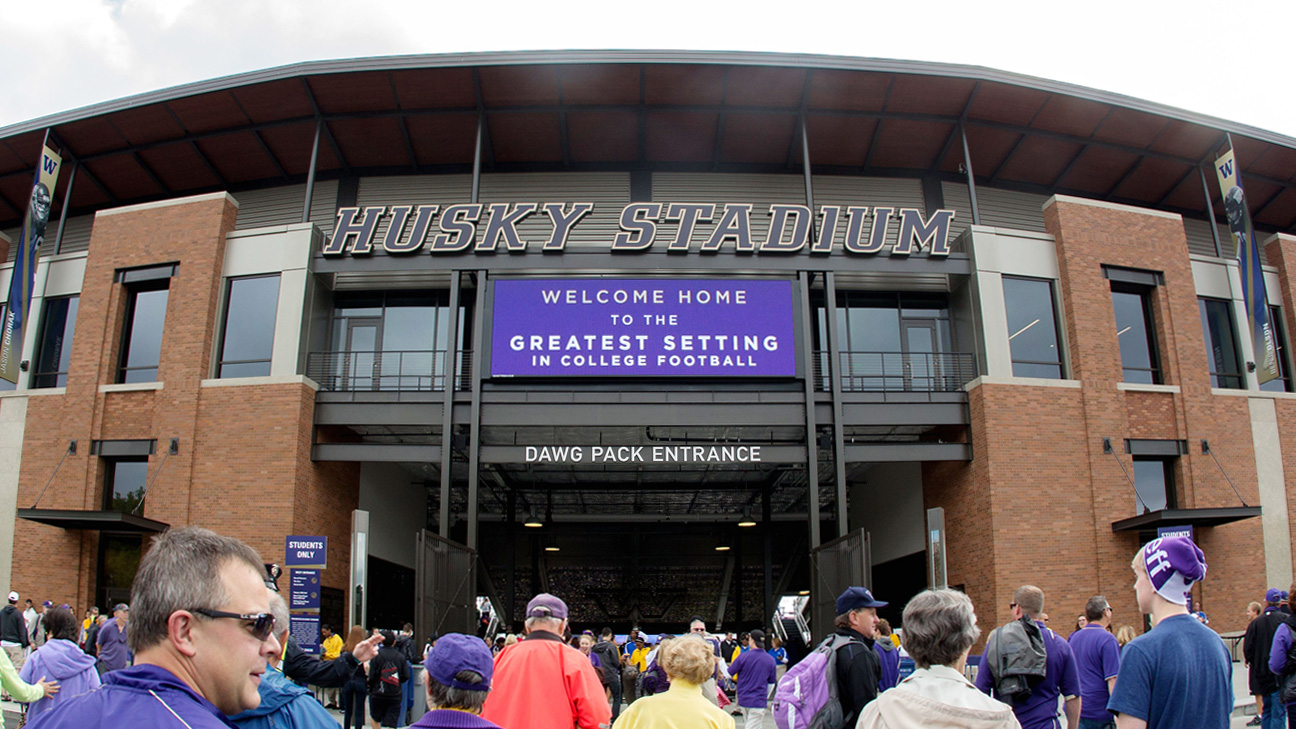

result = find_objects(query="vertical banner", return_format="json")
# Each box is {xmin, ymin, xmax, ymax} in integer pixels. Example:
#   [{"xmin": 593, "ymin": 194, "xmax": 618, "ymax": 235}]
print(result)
[
  {"xmin": 1216, "ymin": 149, "xmax": 1280, "ymax": 384},
  {"xmin": 286, "ymin": 536, "xmax": 327, "ymax": 655},
  {"xmin": 1, "ymin": 144, "xmax": 61, "ymax": 384}
]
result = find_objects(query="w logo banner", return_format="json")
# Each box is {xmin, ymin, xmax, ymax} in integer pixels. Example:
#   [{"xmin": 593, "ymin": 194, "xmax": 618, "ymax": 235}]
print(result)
[
  {"xmin": 1216, "ymin": 149, "xmax": 1280, "ymax": 385},
  {"xmin": 0, "ymin": 144, "xmax": 61, "ymax": 384}
]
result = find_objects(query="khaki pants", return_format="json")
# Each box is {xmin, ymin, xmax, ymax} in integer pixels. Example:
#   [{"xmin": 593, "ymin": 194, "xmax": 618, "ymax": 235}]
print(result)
[
  {"xmin": 4, "ymin": 644, "xmax": 24, "ymax": 674},
  {"xmin": 742, "ymin": 706, "xmax": 768, "ymax": 729}
]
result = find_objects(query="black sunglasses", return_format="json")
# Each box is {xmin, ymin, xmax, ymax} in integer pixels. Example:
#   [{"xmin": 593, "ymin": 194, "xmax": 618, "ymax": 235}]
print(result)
[{"xmin": 192, "ymin": 608, "xmax": 276, "ymax": 641}]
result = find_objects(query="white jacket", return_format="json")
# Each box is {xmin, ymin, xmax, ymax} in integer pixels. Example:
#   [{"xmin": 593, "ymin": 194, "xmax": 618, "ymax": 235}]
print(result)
[{"xmin": 856, "ymin": 664, "xmax": 1021, "ymax": 729}]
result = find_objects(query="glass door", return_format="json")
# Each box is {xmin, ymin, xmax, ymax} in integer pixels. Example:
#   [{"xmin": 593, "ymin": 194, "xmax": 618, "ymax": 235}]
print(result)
[
  {"xmin": 903, "ymin": 321, "xmax": 937, "ymax": 391},
  {"xmin": 345, "ymin": 319, "xmax": 381, "ymax": 390}
]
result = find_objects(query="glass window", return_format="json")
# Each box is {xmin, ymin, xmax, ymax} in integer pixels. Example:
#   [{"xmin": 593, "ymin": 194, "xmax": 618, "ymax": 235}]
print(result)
[
  {"xmin": 218, "ymin": 275, "xmax": 280, "ymax": 378},
  {"xmin": 1261, "ymin": 305, "xmax": 1293, "ymax": 393},
  {"xmin": 1112, "ymin": 286, "xmax": 1160, "ymax": 384},
  {"xmin": 1132, "ymin": 458, "xmax": 1175, "ymax": 514},
  {"xmin": 326, "ymin": 291, "xmax": 459, "ymax": 391},
  {"xmin": 0, "ymin": 304, "xmax": 13, "ymax": 392},
  {"xmin": 33, "ymin": 295, "xmax": 78, "ymax": 388},
  {"xmin": 1003, "ymin": 276, "xmax": 1064, "ymax": 379},
  {"xmin": 97, "ymin": 533, "xmax": 142, "ymax": 616},
  {"xmin": 105, "ymin": 458, "xmax": 148, "ymax": 513},
  {"xmin": 1198, "ymin": 298, "xmax": 1243, "ymax": 389},
  {"xmin": 119, "ymin": 283, "xmax": 169, "ymax": 383}
]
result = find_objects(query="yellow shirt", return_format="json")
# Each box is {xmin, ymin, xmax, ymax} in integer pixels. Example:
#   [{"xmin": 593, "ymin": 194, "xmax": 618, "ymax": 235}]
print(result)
[
  {"xmin": 612, "ymin": 680, "xmax": 734, "ymax": 729},
  {"xmin": 322, "ymin": 633, "xmax": 344, "ymax": 661},
  {"xmin": 629, "ymin": 646, "xmax": 651, "ymax": 673}
]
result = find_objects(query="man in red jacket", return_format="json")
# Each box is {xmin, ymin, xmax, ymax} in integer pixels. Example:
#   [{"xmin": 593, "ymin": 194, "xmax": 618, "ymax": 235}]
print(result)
[{"xmin": 481, "ymin": 593, "xmax": 611, "ymax": 729}]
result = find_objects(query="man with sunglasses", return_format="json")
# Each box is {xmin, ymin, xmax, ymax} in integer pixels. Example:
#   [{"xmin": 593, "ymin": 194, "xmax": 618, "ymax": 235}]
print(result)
[
  {"xmin": 1068, "ymin": 596, "xmax": 1120, "ymax": 729},
  {"xmin": 28, "ymin": 526, "xmax": 282, "ymax": 728}
]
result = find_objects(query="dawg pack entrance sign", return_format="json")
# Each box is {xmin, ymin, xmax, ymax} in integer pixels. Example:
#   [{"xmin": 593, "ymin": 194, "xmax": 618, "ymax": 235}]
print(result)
[
  {"xmin": 490, "ymin": 279, "xmax": 796, "ymax": 377},
  {"xmin": 321, "ymin": 202, "xmax": 956, "ymax": 256}
]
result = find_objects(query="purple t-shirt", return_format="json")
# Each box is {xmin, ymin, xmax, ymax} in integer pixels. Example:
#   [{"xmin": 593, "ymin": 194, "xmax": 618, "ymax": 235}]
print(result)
[
  {"xmin": 729, "ymin": 648, "xmax": 777, "ymax": 708},
  {"xmin": 975, "ymin": 621, "xmax": 1080, "ymax": 729},
  {"xmin": 1068, "ymin": 624, "xmax": 1121, "ymax": 721}
]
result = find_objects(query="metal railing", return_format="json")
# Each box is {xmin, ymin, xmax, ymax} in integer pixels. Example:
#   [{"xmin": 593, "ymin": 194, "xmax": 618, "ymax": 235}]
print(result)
[
  {"xmin": 815, "ymin": 350, "xmax": 977, "ymax": 393},
  {"xmin": 306, "ymin": 350, "xmax": 473, "ymax": 392}
]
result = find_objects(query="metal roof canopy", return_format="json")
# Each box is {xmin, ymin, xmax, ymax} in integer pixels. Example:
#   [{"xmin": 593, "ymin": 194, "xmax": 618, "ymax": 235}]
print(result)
[
  {"xmin": 2, "ymin": 51, "xmax": 1295, "ymax": 233},
  {"xmin": 1109, "ymin": 506, "xmax": 1261, "ymax": 532},
  {"xmin": 16, "ymin": 508, "xmax": 169, "ymax": 533}
]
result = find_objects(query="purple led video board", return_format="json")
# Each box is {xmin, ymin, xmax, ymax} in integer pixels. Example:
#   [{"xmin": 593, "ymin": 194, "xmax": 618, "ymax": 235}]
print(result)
[{"xmin": 490, "ymin": 279, "xmax": 797, "ymax": 377}]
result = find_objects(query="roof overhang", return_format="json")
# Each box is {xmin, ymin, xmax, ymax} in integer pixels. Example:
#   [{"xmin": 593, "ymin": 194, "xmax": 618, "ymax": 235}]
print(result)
[
  {"xmin": 1, "ymin": 50, "xmax": 1294, "ymax": 234},
  {"xmin": 1110, "ymin": 506, "xmax": 1261, "ymax": 532},
  {"xmin": 17, "ymin": 508, "xmax": 169, "ymax": 533}
]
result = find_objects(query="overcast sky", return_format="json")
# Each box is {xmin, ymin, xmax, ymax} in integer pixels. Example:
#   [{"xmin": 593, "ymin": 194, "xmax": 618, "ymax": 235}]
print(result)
[{"xmin": 3, "ymin": 0, "xmax": 1295, "ymax": 141}]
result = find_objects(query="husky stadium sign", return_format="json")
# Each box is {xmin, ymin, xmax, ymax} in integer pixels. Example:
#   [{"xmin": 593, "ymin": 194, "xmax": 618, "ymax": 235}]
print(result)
[{"xmin": 322, "ymin": 202, "xmax": 957, "ymax": 256}]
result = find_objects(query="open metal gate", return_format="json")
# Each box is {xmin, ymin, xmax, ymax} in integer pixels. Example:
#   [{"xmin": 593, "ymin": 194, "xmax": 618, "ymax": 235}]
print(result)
[
  {"xmin": 809, "ymin": 528, "xmax": 871, "ymax": 641},
  {"xmin": 415, "ymin": 529, "xmax": 477, "ymax": 642}
]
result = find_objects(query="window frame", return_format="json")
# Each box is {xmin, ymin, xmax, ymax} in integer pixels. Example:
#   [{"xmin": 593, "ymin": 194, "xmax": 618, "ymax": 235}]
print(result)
[
  {"xmin": 1261, "ymin": 304, "xmax": 1294, "ymax": 393},
  {"xmin": 117, "ymin": 277, "xmax": 171, "ymax": 384},
  {"xmin": 1131, "ymin": 456, "xmax": 1177, "ymax": 515},
  {"xmin": 215, "ymin": 274, "xmax": 281, "ymax": 379},
  {"xmin": 1002, "ymin": 275, "xmax": 1066, "ymax": 379},
  {"xmin": 1197, "ymin": 296, "xmax": 1244, "ymax": 390},
  {"xmin": 32, "ymin": 294, "xmax": 79, "ymax": 389},
  {"xmin": 1110, "ymin": 282, "xmax": 1162, "ymax": 385}
]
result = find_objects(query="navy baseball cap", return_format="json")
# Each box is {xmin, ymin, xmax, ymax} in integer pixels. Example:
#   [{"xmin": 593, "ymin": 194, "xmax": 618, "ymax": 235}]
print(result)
[{"xmin": 836, "ymin": 587, "xmax": 887, "ymax": 614}]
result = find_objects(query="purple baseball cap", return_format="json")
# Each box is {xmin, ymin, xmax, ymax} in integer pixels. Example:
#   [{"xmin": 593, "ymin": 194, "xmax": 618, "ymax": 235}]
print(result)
[
  {"xmin": 526, "ymin": 593, "xmax": 568, "ymax": 620},
  {"xmin": 1140, "ymin": 536, "xmax": 1206, "ymax": 606},
  {"xmin": 1267, "ymin": 588, "xmax": 1285, "ymax": 603},
  {"xmin": 425, "ymin": 633, "xmax": 493, "ymax": 692}
]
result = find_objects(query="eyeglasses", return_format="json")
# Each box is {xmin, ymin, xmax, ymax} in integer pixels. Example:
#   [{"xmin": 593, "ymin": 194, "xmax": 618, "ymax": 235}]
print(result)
[
  {"xmin": 1008, "ymin": 602, "xmax": 1017, "ymax": 609},
  {"xmin": 191, "ymin": 608, "xmax": 276, "ymax": 641}
]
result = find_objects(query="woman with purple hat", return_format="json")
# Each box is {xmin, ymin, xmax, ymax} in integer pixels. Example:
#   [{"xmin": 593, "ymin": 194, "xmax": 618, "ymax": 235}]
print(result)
[{"xmin": 412, "ymin": 633, "xmax": 501, "ymax": 729}]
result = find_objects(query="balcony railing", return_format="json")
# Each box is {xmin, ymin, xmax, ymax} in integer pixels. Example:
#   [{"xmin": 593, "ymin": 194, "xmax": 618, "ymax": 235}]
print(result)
[
  {"xmin": 814, "ymin": 351, "xmax": 977, "ymax": 393},
  {"xmin": 306, "ymin": 350, "xmax": 472, "ymax": 392},
  {"xmin": 308, "ymin": 349, "xmax": 974, "ymax": 393}
]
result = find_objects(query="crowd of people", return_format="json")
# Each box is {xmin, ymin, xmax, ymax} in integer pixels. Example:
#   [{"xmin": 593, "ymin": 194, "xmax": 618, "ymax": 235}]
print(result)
[{"xmin": 0, "ymin": 530, "xmax": 1279, "ymax": 729}]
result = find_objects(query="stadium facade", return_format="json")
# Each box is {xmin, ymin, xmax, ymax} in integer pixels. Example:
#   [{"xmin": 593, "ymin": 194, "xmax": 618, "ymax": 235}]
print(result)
[{"xmin": 0, "ymin": 51, "xmax": 1292, "ymax": 640}]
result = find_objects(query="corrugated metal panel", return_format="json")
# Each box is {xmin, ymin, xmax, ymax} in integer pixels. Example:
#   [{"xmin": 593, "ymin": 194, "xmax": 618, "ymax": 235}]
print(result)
[
  {"xmin": 1, "ymin": 214, "xmax": 93, "ymax": 261},
  {"xmin": 351, "ymin": 175, "xmax": 471, "ymax": 252},
  {"xmin": 479, "ymin": 172, "xmax": 629, "ymax": 250},
  {"xmin": 941, "ymin": 181, "xmax": 974, "ymax": 240},
  {"xmin": 653, "ymin": 173, "xmax": 804, "ymax": 247},
  {"xmin": 654, "ymin": 173, "xmax": 928, "ymax": 252},
  {"xmin": 975, "ymin": 187, "xmax": 1049, "ymax": 233},
  {"xmin": 1184, "ymin": 217, "xmax": 1231, "ymax": 258},
  {"xmin": 54, "ymin": 215, "xmax": 94, "ymax": 255},
  {"xmin": 813, "ymin": 176, "xmax": 926, "ymax": 251},
  {"xmin": 234, "ymin": 180, "xmax": 339, "ymax": 231}
]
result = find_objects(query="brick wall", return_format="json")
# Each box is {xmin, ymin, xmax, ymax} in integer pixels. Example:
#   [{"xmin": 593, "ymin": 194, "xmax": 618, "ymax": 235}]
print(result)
[
  {"xmin": 10, "ymin": 193, "xmax": 360, "ymax": 611},
  {"xmin": 927, "ymin": 198, "xmax": 1267, "ymax": 642}
]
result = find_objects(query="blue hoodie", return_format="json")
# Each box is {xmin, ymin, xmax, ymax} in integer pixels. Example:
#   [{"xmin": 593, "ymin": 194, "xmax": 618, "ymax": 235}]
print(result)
[
  {"xmin": 19, "ymin": 638, "xmax": 101, "ymax": 718},
  {"xmin": 230, "ymin": 663, "xmax": 338, "ymax": 729},
  {"xmin": 25, "ymin": 663, "xmax": 237, "ymax": 729}
]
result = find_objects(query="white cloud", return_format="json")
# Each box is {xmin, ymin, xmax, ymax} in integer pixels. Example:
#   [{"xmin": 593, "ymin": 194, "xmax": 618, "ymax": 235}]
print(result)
[{"xmin": 1, "ymin": 0, "xmax": 1294, "ymax": 140}]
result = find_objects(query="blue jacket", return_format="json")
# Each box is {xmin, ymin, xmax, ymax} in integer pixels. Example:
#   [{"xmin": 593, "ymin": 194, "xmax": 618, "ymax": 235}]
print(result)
[
  {"xmin": 26, "ymin": 663, "xmax": 237, "ymax": 728},
  {"xmin": 230, "ymin": 663, "xmax": 338, "ymax": 729},
  {"xmin": 19, "ymin": 638, "xmax": 100, "ymax": 719}
]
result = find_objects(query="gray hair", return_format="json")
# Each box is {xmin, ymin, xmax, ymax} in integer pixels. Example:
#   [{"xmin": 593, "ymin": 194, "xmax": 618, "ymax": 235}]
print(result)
[
  {"xmin": 900, "ymin": 589, "xmax": 981, "ymax": 669},
  {"xmin": 524, "ymin": 616, "xmax": 563, "ymax": 633},
  {"xmin": 268, "ymin": 590, "xmax": 290, "ymax": 641},
  {"xmin": 1084, "ymin": 595, "xmax": 1109, "ymax": 622},
  {"xmin": 427, "ymin": 670, "xmax": 489, "ymax": 712},
  {"xmin": 128, "ymin": 526, "xmax": 265, "ymax": 653}
]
